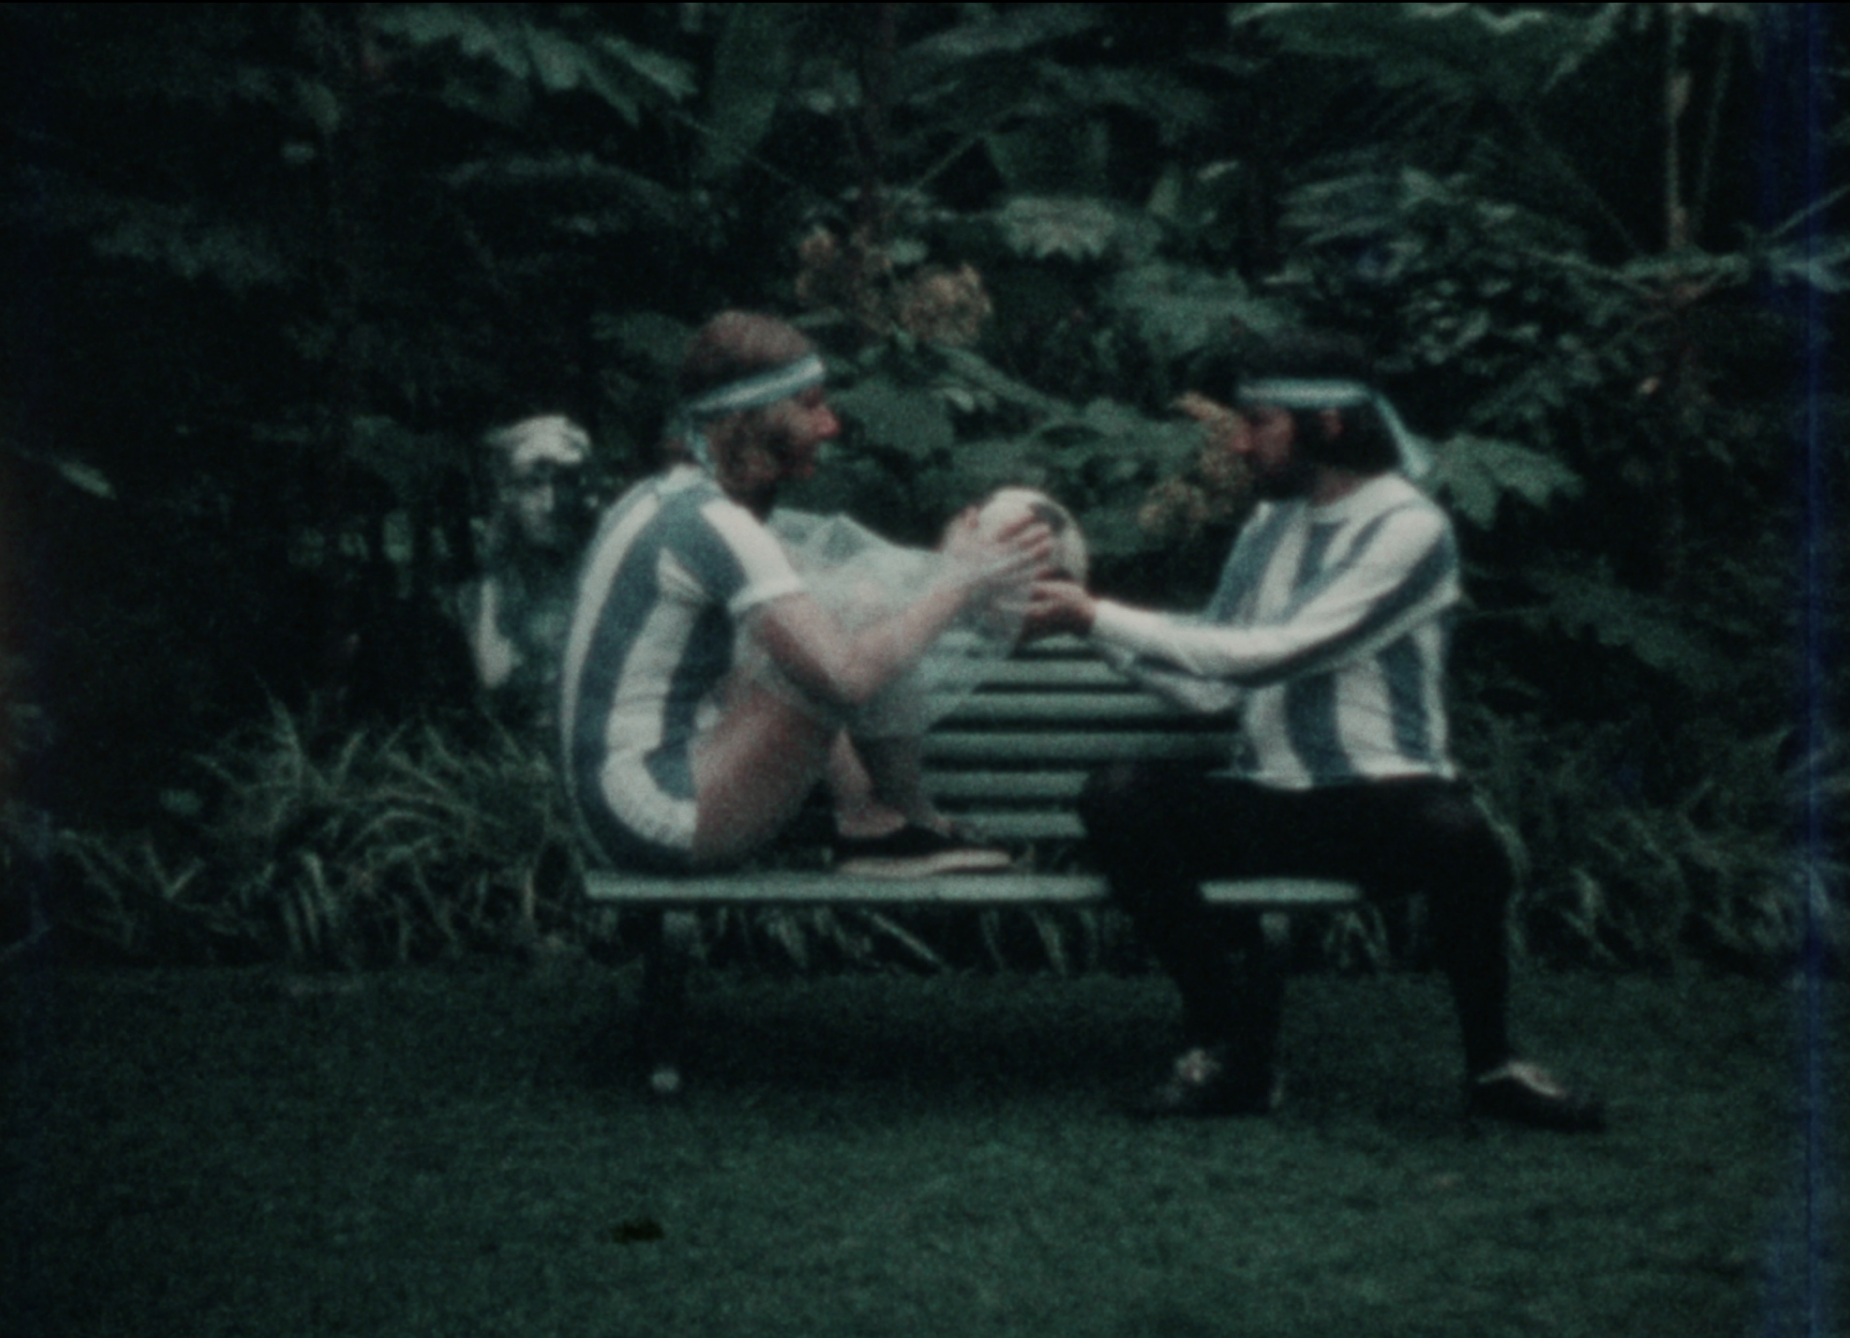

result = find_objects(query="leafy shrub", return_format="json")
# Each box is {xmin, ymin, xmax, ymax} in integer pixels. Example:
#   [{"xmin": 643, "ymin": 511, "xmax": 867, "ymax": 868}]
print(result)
[
  {"xmin": 47, "ymin": 709, "xmax": 584, "ymax": 967},
  {"xmin": 1458, "ymin": 704, "xmax": 1843, "ymax": 975}
]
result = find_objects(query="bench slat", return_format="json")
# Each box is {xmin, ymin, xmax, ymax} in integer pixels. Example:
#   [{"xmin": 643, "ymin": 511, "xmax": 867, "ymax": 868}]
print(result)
[
  {"xmin": 583, "ymin": 868, "xmax": 1359, "ymax": 908},
  {"xmin": 925, "ymin": 771, "xmax": 1088, "ymax": 801},
  {"xmin": 925, "ymin": 732, "xmax": 1230, "ymax": 763},
  {"xmin": 940, "ymin": 693, "xmax": 1214, "ymax": 725},
  {"xmin": 969, "ymin": 659, "xmax": 1130, "ymax": 690},
  {"xmin": 963, "ymin": 812, "xmax": 1083, "ymax": 841}
]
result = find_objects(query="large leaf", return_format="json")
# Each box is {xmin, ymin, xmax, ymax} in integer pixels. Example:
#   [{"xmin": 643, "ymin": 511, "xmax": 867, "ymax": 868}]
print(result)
[
  {"xmin": 1237, "ymin": 3, "xmax": 1617, "ymax": 109},
  {"xmin": 595, "ymin": 33, "xmax": 699, "ymax": 104},
  {"xmin": 1432, "ymin": 434, "xmax": 1583, "ymax": 527},
  {"xmin": 830, "ymin": 381, "xmax": 956, "ymax": 461},
  {"xmin": 985, "ymin": 123, "xmax": 1114, "ymax": 197},
  {"xmin": 374, "ymin": 6, "xmax": 691, "ymax": 126},
  {"xmin": 994, "ymin": 196, "xmax": 1158, "ymax": 263},
  {"xmin": 898, "ymin": 5, "xmax": 1103, "ymax": 88},
  {"xmin": 697, "ymin": 3, "xmax": 798, "ymax": 181},
  {"xmin": 1035, "ymin": 65, "xmax": 1220, "ymax": 144},
  {"xmin": 4, "ymin": 433, "xmax": 116, "ymax": 500},
  {"xmin": 1518, "ymin": 564, "xmax": 1730, "ymax": 693},
  {"xmin": 373, "ymin": 5, "xmax": 535, "ymax": 80},
  {"xmin": 1105, "ymin": 262, "xmax": 1292, "ymax": 358},
  {"xmin": 444, "ymin": 153, "xmax": 685, "ymax": 227}
]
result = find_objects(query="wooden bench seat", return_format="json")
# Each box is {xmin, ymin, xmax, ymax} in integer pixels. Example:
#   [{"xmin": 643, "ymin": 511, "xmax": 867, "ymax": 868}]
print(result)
[
  {"xmin": 580, "ymin": 638, "xmax": 1360, "ymax": 1082},
  {"xmin": 583, "ymin": 638, "xmax": 1360, "ymax": 910},
  {"xmin": 586, "ymin": 869, "xmax": 1361, "ymax": 909}
]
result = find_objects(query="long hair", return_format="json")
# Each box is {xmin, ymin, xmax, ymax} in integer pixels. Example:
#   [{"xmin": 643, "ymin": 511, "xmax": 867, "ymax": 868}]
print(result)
[
  {"xmin": 1243, "ymin": 333, "xmax": 1399, "ymax": 475},
  {"xmin": 677, "ymin": 311, "xmax": 816, "ymax": 399}
]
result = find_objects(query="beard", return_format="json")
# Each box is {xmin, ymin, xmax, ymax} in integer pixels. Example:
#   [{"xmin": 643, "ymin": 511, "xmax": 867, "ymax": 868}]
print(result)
[{"xmin": 1250, "ymin": 453, "xmax": 1316, "ymax": 501}]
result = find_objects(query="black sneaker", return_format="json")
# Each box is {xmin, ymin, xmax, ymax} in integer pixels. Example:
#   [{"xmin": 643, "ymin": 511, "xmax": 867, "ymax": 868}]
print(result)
[
  {"xmin": 1468, "ymin": 1061, "xmax": 1606, "ymax": 1132},
  {"xmin": 1128, "ymin": 1045, "xmax": 1283, "ymax": 1119},
  {"xmin": 832, "ymin": 823, "xmax": 1013, "ymax": 878}
]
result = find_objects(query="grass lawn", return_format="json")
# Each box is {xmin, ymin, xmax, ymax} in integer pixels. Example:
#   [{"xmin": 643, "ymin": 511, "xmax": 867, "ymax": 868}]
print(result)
[{"xmin": 2, "ymin": 957, "xmax": 1841, "ymax": 1337}]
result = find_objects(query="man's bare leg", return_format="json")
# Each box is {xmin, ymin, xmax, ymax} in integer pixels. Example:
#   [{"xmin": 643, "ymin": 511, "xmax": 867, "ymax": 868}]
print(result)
[
  {"xmin": 689, "ymin": 682, "xmax": 840, "ymax": 868},
  {"xmin": 850, "ymin": 734, "xmax": 954, "ymax": 834},
  {"xmin": 824, "ymin": 735, "xmax": 914, "ymax": 840}
]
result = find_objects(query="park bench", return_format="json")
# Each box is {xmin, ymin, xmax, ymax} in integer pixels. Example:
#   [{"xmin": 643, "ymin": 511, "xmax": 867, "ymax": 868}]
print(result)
[{"xmin": 581, "ymin": 636, "xmax": 1361, "ymax": 1082}]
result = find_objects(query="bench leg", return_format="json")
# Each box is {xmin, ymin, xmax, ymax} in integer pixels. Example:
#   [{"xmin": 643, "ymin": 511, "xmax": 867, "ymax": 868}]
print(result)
[{"xmin": 636, "ymin": 910, "xmax": 697, "ymax": 1092}]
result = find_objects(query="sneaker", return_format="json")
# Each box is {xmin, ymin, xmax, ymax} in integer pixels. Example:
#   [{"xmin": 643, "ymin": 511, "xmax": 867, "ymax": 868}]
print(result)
[
  {"xmin": 832, "ymin": 823, "xmax": 1013, "ymax": 878},
  {"xmin": 1468, "ymin": 1061, "xmax": 1606, "ymax": 1132},
  {"xmin": 1127, "ymin": 1045, "xmax": 1283, "ymax": 1119}
]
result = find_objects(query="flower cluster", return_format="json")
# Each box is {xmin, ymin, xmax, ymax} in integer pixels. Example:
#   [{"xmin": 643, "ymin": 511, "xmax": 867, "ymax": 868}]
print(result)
[
  {"xmin": 794, "ymin": 227, "xmax": 992, "ymax": 346},
  {"xmin": 1138, "ymin": 392, "xmax": 1253, "ymax": 541}
]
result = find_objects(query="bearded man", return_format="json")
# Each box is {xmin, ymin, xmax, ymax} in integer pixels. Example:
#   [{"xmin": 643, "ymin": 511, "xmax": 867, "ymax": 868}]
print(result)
[
  {"xmin": 559, "ymin": 310, "xmax": 1047, "ymax": 877},
  {"xmin": 1026, "ymin": 334, "xmax": 1604, "ymax": 1131}
]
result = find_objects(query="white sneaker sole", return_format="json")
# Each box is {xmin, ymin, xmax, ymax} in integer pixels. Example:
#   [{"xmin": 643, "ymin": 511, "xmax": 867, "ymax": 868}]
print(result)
[{"xmin": 833, "ymin": 848, "xmax": 1014, "ymax": 878}]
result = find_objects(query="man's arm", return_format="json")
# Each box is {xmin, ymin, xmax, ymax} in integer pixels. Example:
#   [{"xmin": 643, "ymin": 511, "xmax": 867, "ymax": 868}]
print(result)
[
  {"xmin": 1030, "ymin": 503, "xmax": 1457, "ymax": 688},
  {"xmin": 748, "ymin": 519, "xmax": 1050, "ymax": 713}
]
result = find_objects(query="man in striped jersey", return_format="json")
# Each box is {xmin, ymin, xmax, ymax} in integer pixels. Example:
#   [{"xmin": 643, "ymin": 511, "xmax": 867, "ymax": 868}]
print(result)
[
  {"xmin": 559, "ymin": 311, "xmax": 1048, "ymax": 878},
  {"xmin": 1026, "ymin": 335, "xmax": 1604, "ymax": 1131}
]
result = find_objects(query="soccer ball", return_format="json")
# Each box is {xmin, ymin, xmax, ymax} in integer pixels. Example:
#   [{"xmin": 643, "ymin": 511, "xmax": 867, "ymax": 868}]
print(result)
[{"xmin": 972, "ymin": 487, "xmax": 1089, "ymax": 583}]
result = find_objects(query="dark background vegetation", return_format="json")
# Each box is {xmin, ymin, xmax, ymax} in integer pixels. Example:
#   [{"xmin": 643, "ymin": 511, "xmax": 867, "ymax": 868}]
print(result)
[{"xmin": 0, "ymin": 2, "xmax": 1844, "ymax": 976}]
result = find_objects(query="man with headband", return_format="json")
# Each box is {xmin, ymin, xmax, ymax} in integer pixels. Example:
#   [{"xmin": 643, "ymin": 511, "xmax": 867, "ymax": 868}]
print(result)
[
  {"xmin": 559, "ymin": 310, "xmax": 1049, "ymax": 881},
  {"xmin": 1026, "ymin": 333, "xmax": 1604, "ymax": 1132}
]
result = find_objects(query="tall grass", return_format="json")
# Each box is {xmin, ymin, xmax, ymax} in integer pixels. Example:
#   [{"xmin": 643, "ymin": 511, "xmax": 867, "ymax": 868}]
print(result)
[
  {"xmin": 1459, "ymin": 706, "xmax": 1844, "ymax": 974},
  {"xmin": 13, "ymin": 701, "xmax": 1839, "ymax": 976},
  {"xmin": 47, "ymin": 708, "xmax": 585, "ymax": 967}
]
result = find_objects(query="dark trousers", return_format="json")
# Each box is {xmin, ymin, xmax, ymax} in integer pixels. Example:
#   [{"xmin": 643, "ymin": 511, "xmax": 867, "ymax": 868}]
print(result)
[{"xmin": 1079, "ymin": 762, "xmax": 1515, "ymax": 1079}]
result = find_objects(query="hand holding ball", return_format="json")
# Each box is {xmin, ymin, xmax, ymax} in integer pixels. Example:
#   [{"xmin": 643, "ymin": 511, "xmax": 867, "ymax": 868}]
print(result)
[{"xmin": 967, "ymin": 487, "xmax": 1088, "ymax": 584}]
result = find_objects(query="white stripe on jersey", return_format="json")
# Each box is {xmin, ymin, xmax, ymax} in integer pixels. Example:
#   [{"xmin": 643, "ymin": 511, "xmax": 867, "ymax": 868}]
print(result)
[
  {"xmin": 1089, "ymin": 473, "xmax": 1460, "ymax": 790},
  {"xmin": 559, "ymin": 467, "xmax": 806, "ymax": 860},
  {"xmin": 594, "ymin": 551, "xmax": 704, "ymax": 848},
  {"xmin": 558, "ymin": 487, "xmax": 666, "ymax": 819}
]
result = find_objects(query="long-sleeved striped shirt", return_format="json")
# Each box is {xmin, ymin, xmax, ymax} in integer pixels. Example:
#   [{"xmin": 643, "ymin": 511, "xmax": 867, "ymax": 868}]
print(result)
[{"xmin": 1088, "ymin": 472, "xmax": 1460, "ymax": 789}]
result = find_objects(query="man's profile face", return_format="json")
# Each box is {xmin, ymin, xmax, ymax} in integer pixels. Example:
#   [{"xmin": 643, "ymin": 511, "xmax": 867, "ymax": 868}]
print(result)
[{"xmin": 758, "ymin": 386, "xmax": 840, "ymax": 482}]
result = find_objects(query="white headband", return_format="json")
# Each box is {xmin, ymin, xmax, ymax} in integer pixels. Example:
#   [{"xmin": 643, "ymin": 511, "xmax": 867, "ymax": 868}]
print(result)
[
  {"xmin": 673, "ymin": 354, "xmax": 827, "ymax": 471},
  {"xmin": 1237, "ymin": 377, "xmax": 1433, "ymax": 480}
]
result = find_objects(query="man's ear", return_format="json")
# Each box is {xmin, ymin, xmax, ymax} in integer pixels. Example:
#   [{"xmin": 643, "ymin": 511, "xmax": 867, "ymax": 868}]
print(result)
[{"xmin": 1317, "ymin": 407, "xmax": 1344, "ymax": 440}]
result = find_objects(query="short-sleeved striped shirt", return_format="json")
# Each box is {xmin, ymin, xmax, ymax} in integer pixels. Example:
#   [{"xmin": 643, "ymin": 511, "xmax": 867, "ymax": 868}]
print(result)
[
  {"xmin": 1089, "ymin": 473, "xmax": 1460, "ymax": 789},
  {"xmin": 558, "ymin": 466, "xmax": 804, "ymax": 868}
]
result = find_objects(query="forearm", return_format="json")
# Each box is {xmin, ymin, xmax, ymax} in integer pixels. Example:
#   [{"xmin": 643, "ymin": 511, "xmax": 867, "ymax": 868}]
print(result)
[
  {"xmin": 1088, "ymin": 600, "xmax": 1306, "ymax": 684},
  {"xmin": 751, "ymin": 571, "xmax": 977, "ymax": 713},
  {"xmin": 835, "ymin": 573, "xmax": 974, "ymax": 706},
  {"xmin": 1096, "ymin": 641, "xmax": 1242, "ymax": 715},
  {"xmin": 1087, "ymin": 557, "xmax": 1449, "ymax": 687}
]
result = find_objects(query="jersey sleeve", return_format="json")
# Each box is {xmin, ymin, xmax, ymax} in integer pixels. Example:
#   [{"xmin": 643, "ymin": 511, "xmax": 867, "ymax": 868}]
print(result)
[
  {"xmin": 674, "ymin": 495, "xmax": 806, "ymax": 614},
  {"xmin": 1089, "ymin": 503, "xmax": 1458, "ymax": 687},
  {"xmin": 1094, "ymin": 632, "xmax": 1243, "ymax": 716}
]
